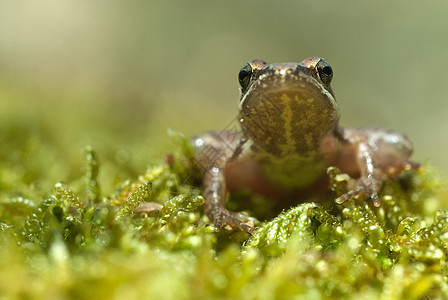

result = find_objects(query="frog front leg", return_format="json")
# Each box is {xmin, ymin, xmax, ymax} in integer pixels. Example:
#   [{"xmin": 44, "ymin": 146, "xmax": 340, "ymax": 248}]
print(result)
[
  {"xmin": 335, "ymin": 141, "xmax": 385, "ymax": 206},
  {"xmin": 202, "ymin": 165, "xmax": 256, "ymax": 234},
  {"xmin": 193, "ymin": 132, "xmax": 256, "ymax": 235},
  {"xmin": 335, "ymin": 128, "xmax": 416, "ymax": 207}
]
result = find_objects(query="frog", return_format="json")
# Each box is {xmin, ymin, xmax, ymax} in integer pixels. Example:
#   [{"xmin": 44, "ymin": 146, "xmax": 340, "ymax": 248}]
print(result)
[{"xmin": 192, "ymin": 57, "xmax": 418, "ymax": 235}]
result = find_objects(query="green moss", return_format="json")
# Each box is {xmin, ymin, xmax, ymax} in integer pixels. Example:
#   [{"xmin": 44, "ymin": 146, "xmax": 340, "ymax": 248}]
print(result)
[{"xmin": 0, "ymin": 127, "xmax": 447, "ymax": 299}]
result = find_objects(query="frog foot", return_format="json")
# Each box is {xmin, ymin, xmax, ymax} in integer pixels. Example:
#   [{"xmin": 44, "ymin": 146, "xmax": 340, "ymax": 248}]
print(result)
[
  {"xmin": 385, "ymin": 160, "xmax": 423, "ymax": 176},
  {"xmin": 212, "ymin": 209, "xmax": 258, "ymax": 235},
  {"xmin": 335, "ymin": 178, "xmax": 381, "ymax": 207}
]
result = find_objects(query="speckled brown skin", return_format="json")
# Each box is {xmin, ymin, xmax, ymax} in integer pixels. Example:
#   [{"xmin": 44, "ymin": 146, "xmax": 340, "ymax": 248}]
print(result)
[{"xmin": 193, "ymin": 57, "xmax": 417, "ymax": 235}]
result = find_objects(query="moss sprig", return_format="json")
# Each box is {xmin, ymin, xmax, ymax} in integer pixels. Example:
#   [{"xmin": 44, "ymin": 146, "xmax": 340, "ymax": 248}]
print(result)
[
  {"xmin": 116, "ymin": 180, "xmax": 152, "ymax": 219},
  {"xmin": 83, "ymin": 146, "xmax": 100, "ymax": 203},
  {"xmin": 245, "ymin": 203, "xmax": 344, "ymax": 256}
]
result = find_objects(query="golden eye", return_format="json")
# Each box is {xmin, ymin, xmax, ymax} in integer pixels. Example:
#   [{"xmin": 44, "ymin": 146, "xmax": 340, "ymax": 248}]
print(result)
[
  {"xmin": 238, "ymin": 63, "xmax": 253, "ymax": 91},
  {"xmin": 316, "ymin": 60, "xmax": 333, "ymax": 85}
]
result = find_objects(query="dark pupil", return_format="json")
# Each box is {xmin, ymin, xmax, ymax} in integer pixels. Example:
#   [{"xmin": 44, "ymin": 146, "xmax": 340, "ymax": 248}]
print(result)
[
  {"xmin": 239, "ymin": 70, "xmax": 250, "ymax": 82},
  {"xmin": 322, "ymin": 66, "xmax": 333, "ymax": 76},
  {"xmin": 238, "ymin": 68, "xmax": 252, "ymax": 88}
]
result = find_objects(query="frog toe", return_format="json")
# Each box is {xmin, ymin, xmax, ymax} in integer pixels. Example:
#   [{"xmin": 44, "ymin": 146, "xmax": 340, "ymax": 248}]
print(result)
[
  {"xmin": 335, "ymin": 182, "xmax": 381, "ymax": 207},
  {"xmin": 212, "ymin": 209, "xmax": 257, "ymax": 235},
  {"xmin": 335, "ymin": 186, "xmax": 363, "ymax": 204},
  {"xmin": 385, "ymin": 160, "xmax": 423, "ymax": 176}
]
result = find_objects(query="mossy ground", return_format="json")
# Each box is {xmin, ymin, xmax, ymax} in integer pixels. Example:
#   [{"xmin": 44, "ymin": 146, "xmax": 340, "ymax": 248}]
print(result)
[{"xmin": 1, "ymin": 115, "xmax": 447, "ymax": 299}]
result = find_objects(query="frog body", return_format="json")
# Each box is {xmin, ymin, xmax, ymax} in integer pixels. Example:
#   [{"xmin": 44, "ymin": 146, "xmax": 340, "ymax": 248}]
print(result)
[{"xmin": 192, "ymin": 57, "xmax": 416, "ymax": 234}]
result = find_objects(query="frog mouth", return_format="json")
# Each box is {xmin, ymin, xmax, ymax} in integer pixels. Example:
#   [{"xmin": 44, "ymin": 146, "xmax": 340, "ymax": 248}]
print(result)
[{"xmin": 238, "ymin": 69, "xmax": 340, "ymax": 155}]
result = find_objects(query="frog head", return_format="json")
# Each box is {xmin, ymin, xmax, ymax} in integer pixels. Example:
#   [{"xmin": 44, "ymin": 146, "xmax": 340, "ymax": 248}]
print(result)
[{"xmin": 238, "ymin": 57, "xmax": 340, "ymax": 156}]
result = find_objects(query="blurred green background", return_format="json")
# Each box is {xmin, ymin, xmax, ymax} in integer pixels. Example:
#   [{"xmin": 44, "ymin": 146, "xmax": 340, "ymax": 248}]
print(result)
[{"xmin": 1, "ymin": 0, "xmax": 447, "ymax": 188}]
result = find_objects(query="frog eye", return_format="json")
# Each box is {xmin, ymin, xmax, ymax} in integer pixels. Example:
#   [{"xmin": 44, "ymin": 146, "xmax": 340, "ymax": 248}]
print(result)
[
  {"xmin": 316, "ymin": 60, "xmax": 333, "ymax": 85},
  {"xmin": 238, "ymin": 63, "xmax": 253, "ymax": 91}
]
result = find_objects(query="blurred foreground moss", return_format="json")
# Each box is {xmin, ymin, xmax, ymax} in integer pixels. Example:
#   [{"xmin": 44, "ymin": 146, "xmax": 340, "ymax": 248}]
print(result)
[{"xmin": 0, "ymin": 131, "xmax": 448, "ymax": 299}]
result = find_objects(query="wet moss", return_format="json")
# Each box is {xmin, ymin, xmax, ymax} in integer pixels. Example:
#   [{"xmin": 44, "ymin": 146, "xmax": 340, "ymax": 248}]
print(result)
[{"xmin": 0, "ymin": 127, "xmax": 447, "ymax": 299}]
